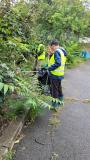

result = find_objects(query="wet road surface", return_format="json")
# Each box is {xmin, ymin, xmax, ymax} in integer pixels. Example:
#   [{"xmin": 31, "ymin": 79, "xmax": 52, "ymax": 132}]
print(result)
[{"xmin": 13, "ymin": 61, "xmax": 90, "ymax": 160}]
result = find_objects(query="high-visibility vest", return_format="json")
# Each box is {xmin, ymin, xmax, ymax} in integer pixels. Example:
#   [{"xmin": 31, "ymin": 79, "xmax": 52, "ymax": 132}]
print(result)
[
  {"xmin": 60, "ymin": 47, "xmax": 67, "ymax": 63},
  {"xmin": 37, "ymin": 44, "xmax": 45, "ymax": 60},
  {"xmin": 48, "ymin": 49, "xmax": 66, "ymax": 76}
]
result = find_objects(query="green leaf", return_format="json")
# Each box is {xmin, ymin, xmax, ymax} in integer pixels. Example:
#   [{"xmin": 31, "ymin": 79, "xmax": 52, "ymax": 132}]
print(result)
[
  {"xmin": 0, "ymin": 82, "xmax": 4, "ymax": 91},
  {"xmin": 9, "ymin": 85, "xmax": 15, "ymax": 92},
  {"xmin": 4, "ymin": 84, "xmax": 9, "ymax": 95}
]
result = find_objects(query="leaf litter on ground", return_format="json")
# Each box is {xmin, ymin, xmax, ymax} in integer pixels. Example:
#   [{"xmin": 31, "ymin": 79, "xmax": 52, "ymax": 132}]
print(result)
[{"xmin": 50, "ymin": 152, "xmax": 59, "ymax": 160}]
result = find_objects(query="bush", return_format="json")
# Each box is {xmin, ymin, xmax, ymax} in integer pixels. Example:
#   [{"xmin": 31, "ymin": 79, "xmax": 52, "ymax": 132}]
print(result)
[
  {"xmin": 0, "ymin": 0, "xmax": 88, "ymax": 122},
  {"xmin": 66, "ymin": 41, "xmax": 83, "ymax": 68}
]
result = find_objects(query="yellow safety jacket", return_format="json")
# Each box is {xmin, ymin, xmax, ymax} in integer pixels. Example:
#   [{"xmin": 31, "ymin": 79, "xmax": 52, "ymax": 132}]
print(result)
[
  {"xmin": 37, "ymin": 44, "xmax": 45, "ymax": 60},
  {"xmin": 48, "ymin": 49, "xmax": 66, "ymax": 77}
]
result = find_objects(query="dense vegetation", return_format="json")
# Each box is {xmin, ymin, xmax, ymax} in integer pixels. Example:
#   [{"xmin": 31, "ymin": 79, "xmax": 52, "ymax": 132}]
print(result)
[{"xmin": 0, "ymin": 0, "xmax": 90, "ymax": 120}]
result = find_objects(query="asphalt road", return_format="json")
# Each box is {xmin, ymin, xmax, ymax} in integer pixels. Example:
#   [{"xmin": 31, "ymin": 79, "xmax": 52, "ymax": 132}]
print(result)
[{"xmin": 13, "ymin": 61, "xmax": 90, "ymax": 160}]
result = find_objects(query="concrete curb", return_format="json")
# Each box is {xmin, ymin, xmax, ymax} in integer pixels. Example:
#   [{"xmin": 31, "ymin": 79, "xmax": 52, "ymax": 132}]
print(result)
[{"xmin": 0, "ymin": 110, "xmax": 28, "ymax": 160}]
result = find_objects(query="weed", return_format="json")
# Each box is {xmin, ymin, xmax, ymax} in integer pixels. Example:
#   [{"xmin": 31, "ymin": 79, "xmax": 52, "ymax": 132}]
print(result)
[{"xmin": 4, "ymin": 151, "xmax": 13, "ymax": 160}]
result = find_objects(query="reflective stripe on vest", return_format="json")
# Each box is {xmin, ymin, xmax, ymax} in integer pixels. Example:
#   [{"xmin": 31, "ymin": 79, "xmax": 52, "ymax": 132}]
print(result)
[{"xmin": 48, "ymin": 49, "xmax": 65, "ymax": 76}]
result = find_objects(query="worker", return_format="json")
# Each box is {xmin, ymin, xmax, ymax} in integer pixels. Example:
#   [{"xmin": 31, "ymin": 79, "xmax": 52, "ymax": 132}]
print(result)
[
  {"xmin": 47, "ymin": 39, "xmax": 66, "ymax": 109},
  {"xmin": 37, "ymin": 44, "xmax": 45, "ymax": 60},
  {"xmin": 37, "ymin": 44, "xmax": 46, "ymax": 69},
  {"xmin": 32, "ymin": 43, "xmax": 46, "ymax": 71}
]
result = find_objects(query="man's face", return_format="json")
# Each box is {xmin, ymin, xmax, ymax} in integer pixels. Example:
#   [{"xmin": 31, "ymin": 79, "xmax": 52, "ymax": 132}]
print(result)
[
  {"xmin": 48, "ymin": 45, "xmax": 53, "ymax": 55},
  {"xmin": 50, "ymin": 45, "xmax": 57, "ymax": 52}
]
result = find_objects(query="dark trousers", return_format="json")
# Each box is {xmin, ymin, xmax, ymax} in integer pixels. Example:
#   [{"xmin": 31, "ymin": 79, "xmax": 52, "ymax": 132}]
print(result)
[{"xmin": 50, "ymin": 79, "xmax": 63, "ymax": 99}]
